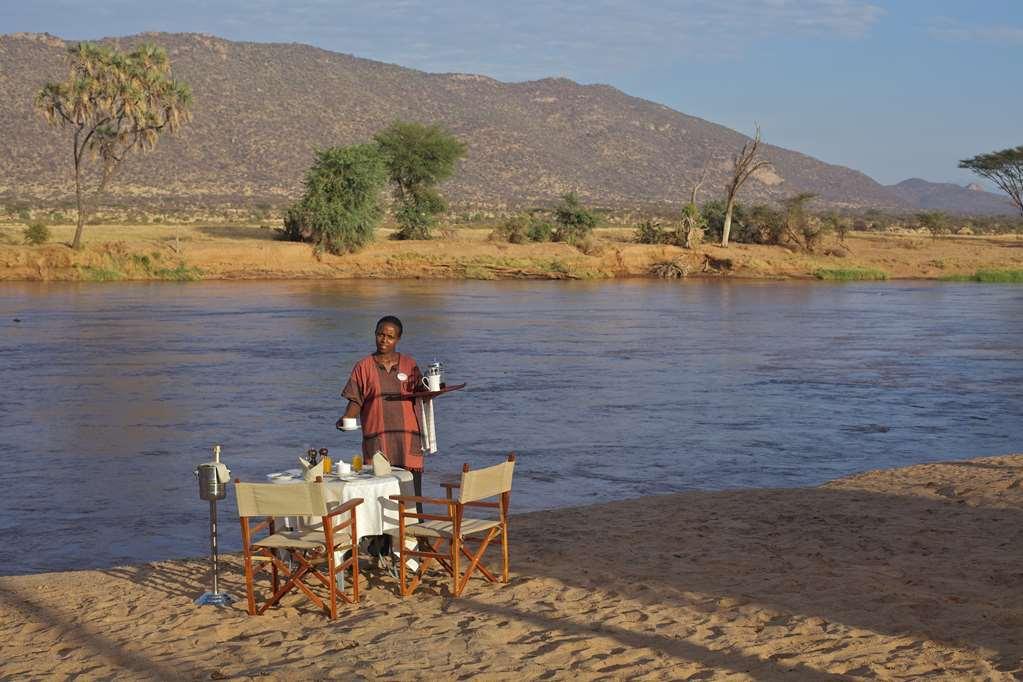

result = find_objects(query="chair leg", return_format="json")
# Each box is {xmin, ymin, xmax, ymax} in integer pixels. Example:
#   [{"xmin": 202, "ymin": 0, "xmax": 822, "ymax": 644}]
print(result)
[
  {"xmin": 451, "ymin": 534, "xmax": 461, "ymax": 597},
  {"xmin": 501, "ymin": 523, "xmax": 509, "ymax": 583},
  {"xmin": 398, "ymin": 535, "xmax": 408, "ymax": 597},
  {"xmin": 327, "ymin": 548, "xmax": 338, "ymax": 620},
  {"xmin": 455, "ymin": 528, "xmax": 499, "ymax": 596},
  {"xmin": 243, "ymin": 552, "xmax": 257, "ymax": 616}
]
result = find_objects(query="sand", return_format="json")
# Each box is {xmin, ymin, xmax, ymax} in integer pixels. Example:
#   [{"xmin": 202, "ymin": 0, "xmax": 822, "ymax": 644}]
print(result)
[
  {"xmin": 1, "ymin": 224, "xmax": 1021, "ymax": 281},
  {"xmin": 2, "ymin": 454, "xmax": 1021, "ymax": 680}
]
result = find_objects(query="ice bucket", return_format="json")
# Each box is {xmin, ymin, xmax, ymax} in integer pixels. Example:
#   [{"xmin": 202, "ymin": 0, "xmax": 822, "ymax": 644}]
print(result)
[{"xmin": 196, "ymin": 462, "xmax": 227, "ymax": 501}]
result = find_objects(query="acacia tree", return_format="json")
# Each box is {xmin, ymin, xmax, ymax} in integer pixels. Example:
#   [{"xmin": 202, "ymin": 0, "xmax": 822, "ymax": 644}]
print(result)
[
  {"xmin": 36, "ymin": 42, "xmax": 192, "ymax": 249},
  {"xmin": 960, "ymin": 146, "xmax": 1023, "ymax": 216},
  {"xmin": 374, "ymin": 121, "xmax": 467, "ymax": 239},
  {"xmin": 721, "ymin": 126, "xmax": 770, "ymax": 247}
]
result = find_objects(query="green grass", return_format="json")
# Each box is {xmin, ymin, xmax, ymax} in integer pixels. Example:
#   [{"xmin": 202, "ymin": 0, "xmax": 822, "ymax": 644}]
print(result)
[
  {"xmin": 941, "ymin": 269, "xmax": 1023, "ymax": 283},
  {"xmin": 80, "ymin": 265, "xmax": 124, "ymax": 282},
  {"xmin": 154, "ymin": 263, "xmax": 203, "ymax": 281},
  {"xmin": 814, "ymin": 267, "xmax": 888, "ymax": 281}
]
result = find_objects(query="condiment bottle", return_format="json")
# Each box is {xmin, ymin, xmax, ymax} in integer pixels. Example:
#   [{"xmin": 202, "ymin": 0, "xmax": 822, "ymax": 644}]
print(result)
[
  {"xmin": 319, "ymin": 448, "xmax": 332, "ymax": 476},
  {"xmin": 306, "ymin": 448, "xmax": 318, "ymax": 467}
]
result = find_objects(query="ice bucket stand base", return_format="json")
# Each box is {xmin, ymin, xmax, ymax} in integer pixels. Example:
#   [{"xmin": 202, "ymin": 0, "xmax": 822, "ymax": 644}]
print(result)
[{"xmin": 194, "ymin": 591, "xmax": 236, "ymax": 606}]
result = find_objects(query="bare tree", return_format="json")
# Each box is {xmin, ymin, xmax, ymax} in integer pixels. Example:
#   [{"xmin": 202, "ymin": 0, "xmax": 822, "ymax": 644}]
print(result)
[
  {"xmin": 721, "ymin": 126, "xmax": 770, "ymax": 247},
  {"xmin": 689, "ymin": 164, "xmax": 708, "ymax": 206}
]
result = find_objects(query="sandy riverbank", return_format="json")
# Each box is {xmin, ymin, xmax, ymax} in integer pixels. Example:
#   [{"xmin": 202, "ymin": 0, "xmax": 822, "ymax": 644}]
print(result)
[
  {"xmin": 1, "ymin": 223, "xmax": 1021, "ymax": 281},
  {"xmin": 1, "ymin": 454, "xmax": 1021, "ymax": 680}
]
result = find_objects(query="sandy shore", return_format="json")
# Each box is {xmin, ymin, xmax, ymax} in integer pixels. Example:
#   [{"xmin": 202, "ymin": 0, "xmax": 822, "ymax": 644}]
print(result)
[{"xmin": 2, "ymin": 454, "xmax": 1022, "ymax": 680}]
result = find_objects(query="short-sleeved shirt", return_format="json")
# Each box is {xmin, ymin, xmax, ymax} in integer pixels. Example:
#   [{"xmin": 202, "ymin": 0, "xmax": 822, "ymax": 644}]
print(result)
[{"xmin": 342, "ymin": 353, "xmax": 424, "ymax": 470}]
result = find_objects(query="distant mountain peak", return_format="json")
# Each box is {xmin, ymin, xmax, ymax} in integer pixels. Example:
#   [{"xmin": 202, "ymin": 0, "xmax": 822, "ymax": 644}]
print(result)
[{"xmin": 888, "ymin": 178, "xmax": 1014, "ymax": 215}]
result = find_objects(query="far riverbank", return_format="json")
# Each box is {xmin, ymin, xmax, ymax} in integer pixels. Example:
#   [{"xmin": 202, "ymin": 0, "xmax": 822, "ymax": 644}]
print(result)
[{"xmin": 1, "ymin": 224, "xmax": 1021, "ymax": 282}]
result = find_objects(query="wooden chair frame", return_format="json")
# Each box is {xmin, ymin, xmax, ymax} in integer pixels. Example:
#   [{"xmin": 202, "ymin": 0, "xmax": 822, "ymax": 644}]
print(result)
[
  {"xmin": 236, "ymin": 477, "xmax": 363, "ymax": 620},
  {"xmin": 389, "ymin": 453, "xmax": 514, "ymax": 597}
]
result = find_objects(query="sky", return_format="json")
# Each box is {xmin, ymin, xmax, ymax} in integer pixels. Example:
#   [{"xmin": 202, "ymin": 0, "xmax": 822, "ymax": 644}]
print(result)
[{"xmin": 3, "ymin": 0, "xmax": 1020, "ymax": 188}]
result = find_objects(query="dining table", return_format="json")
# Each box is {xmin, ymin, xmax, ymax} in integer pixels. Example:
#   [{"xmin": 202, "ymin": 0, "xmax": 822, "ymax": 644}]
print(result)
[{"xmin": 265, "ymin": 467, "xmax": 417, "ymax": 539}]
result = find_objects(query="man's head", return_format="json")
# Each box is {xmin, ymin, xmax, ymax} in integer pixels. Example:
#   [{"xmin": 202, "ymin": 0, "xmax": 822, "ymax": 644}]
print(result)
[{"xmin": 375, "ymin": 315, "xmax": 403, "ymax": 354}]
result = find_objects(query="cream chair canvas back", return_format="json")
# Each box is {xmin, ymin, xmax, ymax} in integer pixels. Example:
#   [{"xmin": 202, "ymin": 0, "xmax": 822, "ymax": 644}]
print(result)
[
  {"xmin": 459, "ymin": 461, "xmax": 515, "ymax": 503},
  {"xmin": 236, "ymin": 481, "xmax": 329, "ymax": 518}
]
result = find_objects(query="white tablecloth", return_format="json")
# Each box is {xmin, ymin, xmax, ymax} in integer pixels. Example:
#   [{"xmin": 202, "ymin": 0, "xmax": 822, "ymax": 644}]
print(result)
[{"xmin": 266, "ymin": 469, "xmax": 415, "ymax": 541}]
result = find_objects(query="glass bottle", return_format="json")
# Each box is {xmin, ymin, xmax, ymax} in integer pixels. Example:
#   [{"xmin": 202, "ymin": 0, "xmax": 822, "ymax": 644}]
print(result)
[{"xmin": 319, "ymin": 448, "xmax": 332, "ymax": 476}]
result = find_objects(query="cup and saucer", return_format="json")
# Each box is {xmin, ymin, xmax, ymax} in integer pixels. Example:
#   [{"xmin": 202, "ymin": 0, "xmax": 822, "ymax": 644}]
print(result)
[{"xmin": 337, "ymin": 417, "xmax": 360, "ymax": 432}]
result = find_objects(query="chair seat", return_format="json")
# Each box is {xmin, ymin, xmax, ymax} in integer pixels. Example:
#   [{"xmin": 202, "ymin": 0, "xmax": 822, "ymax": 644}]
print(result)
[
  {"xmin": 254, "ymin": 529, "xmax": 353, "ymax": 551},
  {"xmin": 388, "ymin": 517, "xmax": 501, "ymax": 539}
]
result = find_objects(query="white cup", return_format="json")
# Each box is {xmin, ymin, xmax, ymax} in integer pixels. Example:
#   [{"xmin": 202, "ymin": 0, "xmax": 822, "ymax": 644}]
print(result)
[
  {"xmin": 340, "ymin": 417, "xmax": 358, "ymax": 430},
  {"xmin": 335, "ymin": 461, "xmax": 351, "ymax": 475},
  {"xmin": 421, "ymin": 375, "xmax": 441, "ymax": 392}
]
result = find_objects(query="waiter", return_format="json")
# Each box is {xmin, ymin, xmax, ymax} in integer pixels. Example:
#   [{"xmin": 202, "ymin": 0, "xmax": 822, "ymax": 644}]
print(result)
[{"xmin": 336, "ymin": 315, "xmax": 425, "ymax": 499}]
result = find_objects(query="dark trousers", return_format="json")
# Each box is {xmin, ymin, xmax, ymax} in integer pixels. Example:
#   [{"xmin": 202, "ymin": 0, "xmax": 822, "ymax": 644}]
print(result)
[{"xmin": 371, "ymin": 469, "xmax": 423, "ymax": 557}]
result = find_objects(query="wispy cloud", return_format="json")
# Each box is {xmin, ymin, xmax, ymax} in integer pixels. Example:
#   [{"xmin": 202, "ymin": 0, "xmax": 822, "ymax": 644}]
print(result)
[
  {"xmin": 927, "ymin": 17, "xmax": 1023, "ymax": 45},
  {"xmin": 3, "ymin": 0, "xmax": 886, "ymax": 80}
]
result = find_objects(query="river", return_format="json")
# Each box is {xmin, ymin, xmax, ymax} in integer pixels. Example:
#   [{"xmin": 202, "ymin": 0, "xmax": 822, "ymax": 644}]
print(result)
[{"xmin": 1, "ymin": 279, "xmax": 1021, "ymax": 575}]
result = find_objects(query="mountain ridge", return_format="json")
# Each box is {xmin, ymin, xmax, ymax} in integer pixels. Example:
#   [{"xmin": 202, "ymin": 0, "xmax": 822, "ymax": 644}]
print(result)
[{"xmin": 0, "ymin": 32, "xmax": 1013, "ymax": 215}]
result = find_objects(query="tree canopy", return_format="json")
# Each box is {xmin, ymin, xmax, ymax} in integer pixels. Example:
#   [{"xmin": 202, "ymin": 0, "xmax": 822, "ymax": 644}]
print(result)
[
  {"xmin": 282, "ymin": 144, "xmax": 389, "ymax": 254},
  {"xmin": 959, "ymin": 146, "xmax": 1023, "ymax": 216},
  {"xmin": 374, "ymin": 121, "xmax": 467, "ymax": 239},
  {"xmin": 35, "ymin": 42, "xmax": 192, "ymax": 248}
]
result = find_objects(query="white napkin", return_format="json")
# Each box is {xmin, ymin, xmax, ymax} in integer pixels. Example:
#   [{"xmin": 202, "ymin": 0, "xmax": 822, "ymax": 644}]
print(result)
[
  {"xmin": 214, "ymin": 462, "xmax": 231, "ymax": 483},
  {"xmin": 373, "ymin": 452, "xmax": 392, "ymax": 476},
  {"xmin": 299, "ymin": 457, "xmax": 325, "ymax": 481},
  {"xmin": 418, "ymin": 398, "xmax": 438, "ymax": 454}
]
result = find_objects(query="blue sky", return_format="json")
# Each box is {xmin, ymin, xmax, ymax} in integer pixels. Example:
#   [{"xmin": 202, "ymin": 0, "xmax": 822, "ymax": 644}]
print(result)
[{"xmin": 4, "ymin": 0, "xmax": 1020, "ymax": 187}]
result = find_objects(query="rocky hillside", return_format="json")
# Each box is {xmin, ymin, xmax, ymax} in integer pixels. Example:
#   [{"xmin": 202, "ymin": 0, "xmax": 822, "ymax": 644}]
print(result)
[
  {"xmin": 0, "ymin": 32, "xmax": 1012, "ymax": 215},
  {"xmin": 886, "ymin": 179, "xmax": 1016, "ymax": 216}
]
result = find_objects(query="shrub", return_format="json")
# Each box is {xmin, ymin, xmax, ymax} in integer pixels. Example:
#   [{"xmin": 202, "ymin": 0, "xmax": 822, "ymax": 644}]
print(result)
[
  {"xmin": 744, "ymin": 204, "xmax": 785, "ymax": 245},
  {"xmin": 526, "ymin": 219, "xmax": 554, "ymax": 242},
  {"xmin": 490, "ymin": 215, "xmax": 529, "ymax": 244},
  {"xmin": 678, "ymin": 203, "xmax": 706, "ymax": 248},
  {"xmin": 552, "ymin": 192, "xmax": 597, "ymax": 244},
  {"xmin": 635, "ymin": 220, "xmax": 671, "ymax": 245},
  {"xmin": 23, "ymin": 222, "xmax": 51, "ymax": 245},
  {"xmin": 916, "ymin": 211, "xmax": 949, "ymax": 238},
  {"xmin": 490, "ymin": 215, "xmax": 554, "ymax": 244},
  {"xmin": 702, "ymin": 199, "xmax": 748, "ymax": 243},
  {"xmin": 280, "ymin": 143, "xmax": 388, "ymax": 254}
]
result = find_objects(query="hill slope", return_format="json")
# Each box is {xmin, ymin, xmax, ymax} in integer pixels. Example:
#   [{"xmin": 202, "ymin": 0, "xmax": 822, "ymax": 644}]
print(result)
[
  {"xmin": 0, "ymin": 32, "xmax": 1004, "ymax": 214},
  {"xmin": 887, "ymin": 178, "xmax": 1016, "ymax": 216}
]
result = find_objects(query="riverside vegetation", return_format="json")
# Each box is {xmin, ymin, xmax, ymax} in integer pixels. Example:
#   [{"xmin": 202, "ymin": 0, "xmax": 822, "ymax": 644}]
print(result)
[{"xmin": 1, "ymin": 208, "xmax": 1021, "ymax": 282}]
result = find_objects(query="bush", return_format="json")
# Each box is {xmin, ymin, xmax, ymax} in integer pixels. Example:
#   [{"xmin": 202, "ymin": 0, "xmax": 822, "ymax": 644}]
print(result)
[
  {"xmin": 491, "ymin": 215, "xmax": 556, "ymax": 244},
  {"xmin": 552, "ymin": 192, "xmax": 597, "ymax": 244},
  {"xmin": 635, "ymin": 220, "xmax": 671, "ymax": 245},
  {"xmin": 23, "ymin": 223, "xmax": 51, "ymax": 245},
  {"xmin": 702, "ymin": 199, "xmax": 748, "ymax": 243},
  {"xmin": 527, "ymin": 219, "xmax": 554, "ymax": 242},
  {"xmin": 743, "ymin": 205, "xmax": 785, "ymax": 244},
  {"xmin": 490, "ymin": 215, "xmax": 530, "ymax": 244},
  {"xmin": 280, "ymin": 144, "xmax": 388, "ymax": 254}
]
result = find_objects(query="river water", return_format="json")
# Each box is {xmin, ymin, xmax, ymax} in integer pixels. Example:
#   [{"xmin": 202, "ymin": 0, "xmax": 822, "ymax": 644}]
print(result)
[{"xmin": 1, "ymin": 279, "xmax": 1021, "ymax": 575}]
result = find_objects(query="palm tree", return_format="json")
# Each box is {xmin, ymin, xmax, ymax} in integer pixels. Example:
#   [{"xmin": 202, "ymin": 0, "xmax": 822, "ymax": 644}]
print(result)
[{"xmin": 36, "ymin": 42, "xmax": 192, "ymax": 249}]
